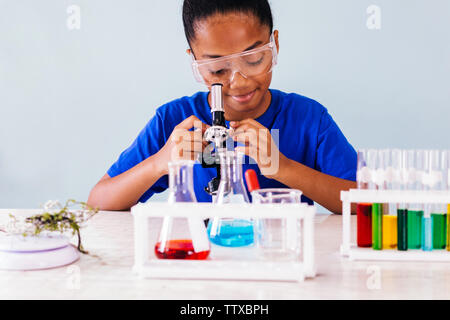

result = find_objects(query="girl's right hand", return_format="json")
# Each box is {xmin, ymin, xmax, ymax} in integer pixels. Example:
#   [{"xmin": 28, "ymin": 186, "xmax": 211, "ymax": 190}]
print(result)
[{"xmin": 154, "ymin": 115, "xmax": 210, "ymax": 176}]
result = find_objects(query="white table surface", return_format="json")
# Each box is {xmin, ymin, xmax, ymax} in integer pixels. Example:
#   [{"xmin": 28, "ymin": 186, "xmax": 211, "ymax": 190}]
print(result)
[{"xmin": 1, "ymin": 209, "xmax": 450, "ymax": 300}]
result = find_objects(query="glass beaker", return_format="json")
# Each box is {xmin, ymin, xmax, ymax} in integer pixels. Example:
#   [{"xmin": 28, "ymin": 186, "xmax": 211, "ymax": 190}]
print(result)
[
  {"xmin": 155, "ymin": 160, "xmax": 211, "ymax": 260},
  {"xmin": 251, "ymin": 188, "xmax": 302, "ymax": 259},
  {"xmin": 207, "ymin": 151, "xmax": 254, "ymax": 247}
]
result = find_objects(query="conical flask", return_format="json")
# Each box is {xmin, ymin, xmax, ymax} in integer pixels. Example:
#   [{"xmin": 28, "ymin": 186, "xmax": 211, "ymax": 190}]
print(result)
[
  {"xmin": 155, "ymin": 160, "xmax": 210, "ymax": 260},
  {"xmin": 207, "ymin": 151, "xmax": 254, "ymax": 247}
]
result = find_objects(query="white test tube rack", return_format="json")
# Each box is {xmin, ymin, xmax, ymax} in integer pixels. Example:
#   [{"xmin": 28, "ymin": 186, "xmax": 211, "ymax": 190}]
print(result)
[
  {"xmin": 340, "ymin": 189, "xmax": 450, "ymax": 261},
  {"xmin": 132, "ymin": 202, "xmax": 316, "ymax": 282}
]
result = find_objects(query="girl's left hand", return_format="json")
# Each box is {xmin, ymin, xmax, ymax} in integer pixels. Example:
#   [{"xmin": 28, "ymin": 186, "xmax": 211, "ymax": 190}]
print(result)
[{"xmin": 230, "ymin": 119, "xmax": 289, "ymax": 179}]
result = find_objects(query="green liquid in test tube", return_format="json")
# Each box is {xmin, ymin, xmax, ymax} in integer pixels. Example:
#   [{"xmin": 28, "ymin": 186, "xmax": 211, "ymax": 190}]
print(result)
[
  {"xmin": 432, "ymin": 213, "xmax": 447, "ymax": 249},
  {"xmin": 372, "ymin": 203, "xmax": 383, "ymax": 250},
  {"xmin": 370, "ymin": 149, "xmax": 386, "ymax": 251},
  {"xmin": 393, "ymin": 149, "xmax": 407, "ymax": 251},
  {"xmin": 407, "ymin": 210, "xmax": 423, "ymax": 249},
  {"xmin": 397, "ymin": 209, "xmax": 408, "ymax": 251}
]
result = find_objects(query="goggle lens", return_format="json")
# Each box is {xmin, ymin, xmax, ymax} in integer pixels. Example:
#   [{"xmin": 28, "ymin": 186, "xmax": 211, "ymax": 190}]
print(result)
[{"xmin": 191, "ymin": 34, "xmax": 277, "ymax": 86}]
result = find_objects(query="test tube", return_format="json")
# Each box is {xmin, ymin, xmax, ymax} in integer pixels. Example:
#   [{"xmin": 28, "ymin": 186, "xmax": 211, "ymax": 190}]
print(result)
[
  {"xmin": 356, "ymin": 149, "xmax": 372, "ymax": 248},
  {"xmin": 397, "ymin": 149, "xmax": 408, "ymax": 251},
  {"xmin": 432, "ymin": 213, "xmax": 446, "ymax": 249},
  {"xmin": 420, "ymin": 150, "xmax": 433, "ymax": 251},
  {"xmin": 444, "ymin": 150, "xmax": 450, "ymax": 251},
  {"xmin": 370, "ymin": 149, "xmax": 383, "ymax": 250},
  {"xmin": 407, "ymin": 150, "xmax": 423, "ymax": 249},
  {"xmin": 382, "ymin": 149, "xmax": 398, "ymax": 249},
  {"xmin": 429, "ymin": 150, "xmax": 446, "ymax": 249},
  {"xmin": 448, "ymin": 201, "xmax": 450, "ymax": 251}
]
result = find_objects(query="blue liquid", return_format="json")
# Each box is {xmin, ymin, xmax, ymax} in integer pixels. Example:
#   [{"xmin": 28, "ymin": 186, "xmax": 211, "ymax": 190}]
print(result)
[
  {"xmin": 207, "ymin": 219, "xmax": 254, "ymax": 247},
  {"xmin": 422, "ymin": 216, "xmax": 433, "ymax": 251}
]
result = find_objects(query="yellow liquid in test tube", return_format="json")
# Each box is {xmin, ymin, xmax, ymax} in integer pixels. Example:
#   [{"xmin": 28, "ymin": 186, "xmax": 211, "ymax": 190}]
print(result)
[{"xmin": 383, "ymin": 215, "xmax": 397, "ymax": 249}]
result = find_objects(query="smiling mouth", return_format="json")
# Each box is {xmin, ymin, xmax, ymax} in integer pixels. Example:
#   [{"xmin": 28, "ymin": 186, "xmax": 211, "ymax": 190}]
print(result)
[{"xmin": 230, "ymin": 90, "xmax": 256, "ymax": 103}]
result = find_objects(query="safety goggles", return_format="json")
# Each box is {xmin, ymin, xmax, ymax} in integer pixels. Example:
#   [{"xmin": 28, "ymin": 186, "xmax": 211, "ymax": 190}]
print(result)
[{"xmin": 190, "ymin": 33, "xmax": 278, "ymax": 86}]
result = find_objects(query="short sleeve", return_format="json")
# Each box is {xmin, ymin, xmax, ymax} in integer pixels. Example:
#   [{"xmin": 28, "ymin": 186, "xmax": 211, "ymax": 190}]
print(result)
[
  {"xmin": 107, "ymin": 111, "xmax": 169, "ymax": 202},
  {"xmin": 315, "ymin": 109, "xmax": 357, "ymax": 181}
]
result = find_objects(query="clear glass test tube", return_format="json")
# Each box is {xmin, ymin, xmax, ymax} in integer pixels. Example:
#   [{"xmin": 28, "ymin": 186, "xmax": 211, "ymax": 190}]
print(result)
[
  {"xmin": 407, "ymin": 149, "xmax": 423, "ymax": 249},
  {"xmin": 396, "ymin": 149, "xmax": 408, "ymax": 251},
  {"xmin": 381, "ymin": 149, "xmax": 397, "ymax": 249},
  {"xmin": 369, "ymin": 149, "xmax": 383, "ymax": 250},
  {"xmin": 420, "ymin": 150, "xmax": 433, "ymax": 251},
  {"xmin": 428, "ymin": 150, "xmax": 446, "ymax": 250},
  {"xmin": 356, "ymin": 149, "xmax": 372, "ymax": 248},
  {"xmin": 444, "ymin": 150, "xmax": 450, "ymax": 251}
]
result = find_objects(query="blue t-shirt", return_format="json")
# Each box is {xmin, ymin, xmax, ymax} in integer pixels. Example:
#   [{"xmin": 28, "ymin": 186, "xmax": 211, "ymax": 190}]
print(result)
[{"xmin": 107, "ymin": 89, "xmax": 356, "ymax": 205}]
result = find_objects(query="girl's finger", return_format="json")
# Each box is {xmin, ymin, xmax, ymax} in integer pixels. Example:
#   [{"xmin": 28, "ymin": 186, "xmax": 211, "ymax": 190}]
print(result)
[
  {"xmin": 235, "ymin": 146, "xmax": 249, "ymax": 156},
  {"xmin": 175, "ymin": 152, "xmax": 196, "ymax": 162},
  {"xmin": 181, "ymin": 141, "xmax": 204, "ymax": 153},
  {"xmin": 178, "ymin": 131, "xmax": 207, "ymax": 144},
  {"xmin": 232, "ymin": 124, "xmax": 270, "ymax": 139},
  {"xmin": 175, "ymin": 115, "xmax": 201, "ymax": 130},
  {"xmin": 232, "ymin": 128, "xmax": 273, "ymax": 148},
  {"xmin": 181, "ymin": 131, "xmax": 195, "ymax": 141},
  {"xmin": 194, "ymin": 122, "xmax": 211, "ymax": 134},
  {"xmin": 175, "ymin": 115, "xmax": 210, "ymax": 135},
  {"xmin": 232, "ymin": 132, "xmax": 257, "ymax": 148},
  {"xmin": 230, "ymin": 118, "xmax": 265, "ymax": 129},
  {"xmin": 231, "ymin": 124, "xmax": 258, "ymax": 137},
  {"xmin": 235, "ymin": 146, "xmax": 259, "ymax": 161},
  {"xmin": 233, "ymin": 132, "xmax": 271, "ymax": 147}
]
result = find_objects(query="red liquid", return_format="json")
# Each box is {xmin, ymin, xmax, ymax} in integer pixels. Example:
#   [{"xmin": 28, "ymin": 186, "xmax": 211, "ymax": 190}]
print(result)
[
  {"xmin": 154, "ymin": 239, "xmax": 210, "ymax": 260},
  {"xmin": 357, "ymin": 203, "xmax": 372, "ymax": 247}
]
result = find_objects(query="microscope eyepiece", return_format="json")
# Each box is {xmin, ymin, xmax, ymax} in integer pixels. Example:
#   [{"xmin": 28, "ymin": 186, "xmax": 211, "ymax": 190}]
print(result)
[
  {"xmin": 211, "ymin": 84, "xmax": 225, "ymax": 127},
  {"xmin": 211, "ymin": 84, "xmax": 224, "ymax": 113}
]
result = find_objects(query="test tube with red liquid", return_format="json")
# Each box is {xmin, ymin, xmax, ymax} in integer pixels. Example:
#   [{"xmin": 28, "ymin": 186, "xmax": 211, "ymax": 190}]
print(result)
[{"xmin": 356, "ymin": 149, "xmax": 372, "ymax": 247}]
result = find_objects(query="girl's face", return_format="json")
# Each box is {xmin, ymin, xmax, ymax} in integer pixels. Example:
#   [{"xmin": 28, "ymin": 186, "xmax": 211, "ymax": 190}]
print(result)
[{"xmin": 188, "ymin": 12, "xmax": 279, "ymax": 121}]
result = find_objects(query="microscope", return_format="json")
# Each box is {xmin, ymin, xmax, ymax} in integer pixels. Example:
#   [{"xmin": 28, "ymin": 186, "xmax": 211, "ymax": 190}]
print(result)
[{"xmin": 201, "ymin": 83, "xmax": 233, "ymax": 201}]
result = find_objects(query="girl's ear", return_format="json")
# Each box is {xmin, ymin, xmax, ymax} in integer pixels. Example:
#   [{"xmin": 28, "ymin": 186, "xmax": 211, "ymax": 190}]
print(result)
[
  {"xmin": 186, "ymin": 48, "xmax": 191, "ymax": 55},
  {"xmin": 274, "ymin": 29, "xmax": 280, "ymax": 54}
]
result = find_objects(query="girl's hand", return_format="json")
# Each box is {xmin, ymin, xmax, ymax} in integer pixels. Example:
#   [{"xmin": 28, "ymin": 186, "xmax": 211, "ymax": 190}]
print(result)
[
  {"xmin": 230, "ymin": 119, "xmax": 289, "ymax": 178},
  {"xmin": 155, "ymin": 115, "xmax": 209, "ymax": 175}
]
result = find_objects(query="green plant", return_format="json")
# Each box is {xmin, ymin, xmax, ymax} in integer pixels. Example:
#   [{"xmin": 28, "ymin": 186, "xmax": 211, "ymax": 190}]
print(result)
[{"xmin": 3, "ymin": 200, "xmax": 98, "ymax": 254}]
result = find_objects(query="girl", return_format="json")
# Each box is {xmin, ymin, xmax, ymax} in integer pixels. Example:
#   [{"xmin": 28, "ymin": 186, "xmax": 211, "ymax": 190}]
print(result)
[{"xmin": 87, "ymin": 0, "xmax": 357, "ymax": 213}]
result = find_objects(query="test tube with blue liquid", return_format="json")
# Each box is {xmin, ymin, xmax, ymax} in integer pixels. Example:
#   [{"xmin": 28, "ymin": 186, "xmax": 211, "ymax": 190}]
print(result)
[{"xmin": 419, "ymin": 150, "xmax": 433, "ymax": 251}]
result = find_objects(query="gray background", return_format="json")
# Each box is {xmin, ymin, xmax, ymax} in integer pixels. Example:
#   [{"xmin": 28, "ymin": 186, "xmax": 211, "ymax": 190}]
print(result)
[{"xmin": 1, "ymin": 0, "xmax": 449, "ymax": 209}]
